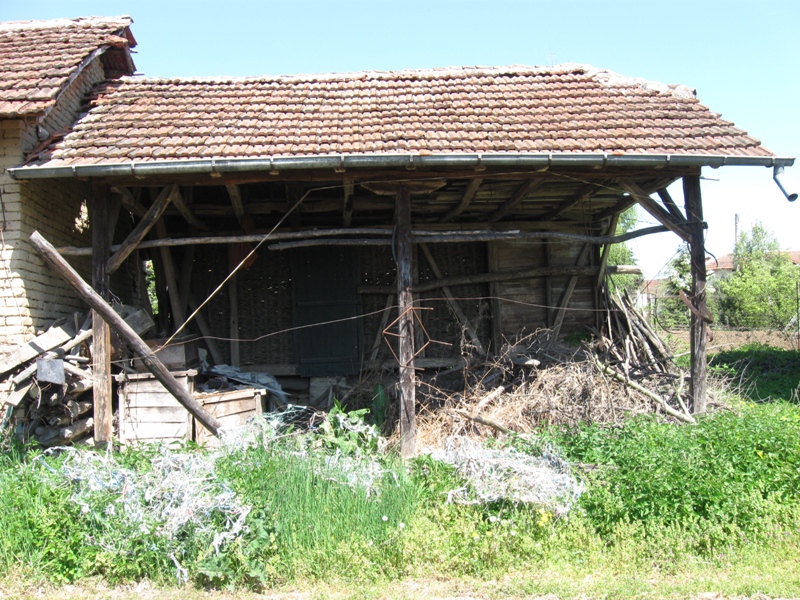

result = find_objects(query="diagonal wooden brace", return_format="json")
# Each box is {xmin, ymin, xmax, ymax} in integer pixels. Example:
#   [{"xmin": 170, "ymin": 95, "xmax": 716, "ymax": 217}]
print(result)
[{"xmin": 29, "ymin": 230, "xmax": 223, "ymax": 437}]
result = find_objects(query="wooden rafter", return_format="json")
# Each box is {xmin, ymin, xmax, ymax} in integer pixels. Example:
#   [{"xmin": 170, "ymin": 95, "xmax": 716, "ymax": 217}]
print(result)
[
  {"xmin": 539, "ymin": 184, "xmax": 598, "ymax": 220},
  {"xmin": 440, "ymin": 178, "xmax": 483, "ymax": 223},
  {"xmin": 225, "ymin": 184, "xmax": 246, "ymax": 224},
  {"xmin": 488, "ymin": 178, "xmax": 544, "ymax": 222},
  {"xmin": 617, "ymin": 178, "xmax": 691, "ymax": 243},
  {"xmin": 113, "ymin": 186, "xmax": 147, "ymax": 218},
  {"xmin": 171, "ymin": 187, "xmax": 209, "ymax": 231}
]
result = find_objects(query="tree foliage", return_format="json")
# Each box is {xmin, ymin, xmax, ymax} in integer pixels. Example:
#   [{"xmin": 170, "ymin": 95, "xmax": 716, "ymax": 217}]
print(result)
[
  {"xmin": 716, "ymin": 223, "xmax": 800, "ymax": 329},
  {"xmin": 606, "ymin": 207, "xmax": 643, "ymax": 294}
]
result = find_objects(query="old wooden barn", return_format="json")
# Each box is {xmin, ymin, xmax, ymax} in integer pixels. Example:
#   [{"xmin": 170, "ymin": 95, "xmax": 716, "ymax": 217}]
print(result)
[{"xmin": 1, "ymin": 17, "xmax": 794, "ymax": 453}]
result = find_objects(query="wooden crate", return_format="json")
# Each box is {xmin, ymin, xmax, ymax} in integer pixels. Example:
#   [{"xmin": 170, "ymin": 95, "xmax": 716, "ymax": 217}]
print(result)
[
  {"xmin": 117, "ymin": 371, "xmax": 265, "ymax": 445},
  {"xmin": 118, "ymin": 371, "xmax": 196, "ymax": 443},
  {"xmin": 132, "ymin": 337, "xmax": 199, "ymax": 372},
  {"xmin": 194, "ymin": 388, "xmax": 267, "ymax": 447}
]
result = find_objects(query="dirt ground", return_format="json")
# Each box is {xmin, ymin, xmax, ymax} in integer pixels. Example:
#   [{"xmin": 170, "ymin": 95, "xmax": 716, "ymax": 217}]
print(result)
[{"xmin": 666, "ymin": 329, "xmax": 798, "ymax": 353}]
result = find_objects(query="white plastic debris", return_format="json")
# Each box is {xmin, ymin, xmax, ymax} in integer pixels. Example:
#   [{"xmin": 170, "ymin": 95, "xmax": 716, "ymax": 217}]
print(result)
[{"xmin": 430, "ymin": 435, "xmax": 583, "ymax": 512}]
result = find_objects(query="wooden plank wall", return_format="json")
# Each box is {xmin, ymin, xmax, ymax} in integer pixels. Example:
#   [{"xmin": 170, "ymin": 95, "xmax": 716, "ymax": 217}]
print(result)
[{"xmin": 490, "ymin": 240, "xmax": 596, "ymax": 343}]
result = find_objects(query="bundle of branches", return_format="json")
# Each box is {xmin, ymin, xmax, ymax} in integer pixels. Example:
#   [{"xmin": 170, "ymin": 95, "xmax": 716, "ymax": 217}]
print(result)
[{"xmin": 600, "ymin": 291, "xmax": 674, "ymax": 378}]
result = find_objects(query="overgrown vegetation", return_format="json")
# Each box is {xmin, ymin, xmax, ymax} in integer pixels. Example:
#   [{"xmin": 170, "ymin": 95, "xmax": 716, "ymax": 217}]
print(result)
[
  {"xmin": 1, "ymin": 349, "xmax": 800, "ymax": 596},
  {"xmin": 652, "ymin": 223, "xmax": 800, "ymax": 331},
  {"xmin": 606, "ymin": 207, "xmax": 643, "ymax": 294},
  {"xmin": 716, "ymin": 223, "xmax": 800, "ymax": 329},
  {"xmin": 711, "ymin": 343, "xmax": 800, "ymax": 402}
]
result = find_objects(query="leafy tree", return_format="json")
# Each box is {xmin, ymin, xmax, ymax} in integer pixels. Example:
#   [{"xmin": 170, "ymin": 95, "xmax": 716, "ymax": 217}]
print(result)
[
  {"xmin": 654, "ymin": 244, "xmax": 691, "ymax": 328},
  {"xmin": 716, "ymin": 223, "xmax": 800, "ymax": 329},
  {"xmin": 606, "ymin": 207, "xmax": 643, "ymax": 294}
]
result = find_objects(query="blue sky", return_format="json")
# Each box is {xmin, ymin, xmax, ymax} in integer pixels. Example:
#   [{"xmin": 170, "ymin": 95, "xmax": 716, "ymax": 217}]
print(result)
[{"xmin": 4, "ymin": 0, "xmax": 798, "ymax": 278}]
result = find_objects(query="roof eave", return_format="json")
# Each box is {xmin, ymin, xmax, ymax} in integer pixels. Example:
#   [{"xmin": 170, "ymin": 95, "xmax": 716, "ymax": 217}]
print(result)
[{"xmin": 8, "ymin": 153, "xmax": 795, "ymax": 181}]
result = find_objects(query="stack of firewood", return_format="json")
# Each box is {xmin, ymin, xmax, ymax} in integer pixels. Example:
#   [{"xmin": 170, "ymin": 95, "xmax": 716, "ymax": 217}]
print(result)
[
  {"xmin": 1, "ymin": 307, "xmax": 154, "ymax": 447},
  {"xmin": 0, "ymin": 313, "xmax": 95, "ymax": 446}
]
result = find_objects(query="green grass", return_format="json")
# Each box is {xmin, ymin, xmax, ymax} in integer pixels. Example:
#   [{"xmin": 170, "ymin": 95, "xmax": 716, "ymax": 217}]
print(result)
[
  {"xmin": 0, "ymin": 375, "xmax": 799, "ymax": 596},
  {"xmin": 711, "ymin": 343, "xmax": 800, "ymax": 402}
]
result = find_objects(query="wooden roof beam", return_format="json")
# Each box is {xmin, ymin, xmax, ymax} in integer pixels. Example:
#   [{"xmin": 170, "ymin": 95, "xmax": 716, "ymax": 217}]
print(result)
[
  {"xmin": 172, "ymin": 187, "xmax": 209, "ymax": 230},
  {"xmin": 439, "ymin": 178, "xmax": 483, "ymax": 223},
  {"xmin": 539, "ymin": 184, "xmax": 598, "ymax": 220},
  {"xmin": 657, "ymin": 188, "xmax": 688, "ymax": 223},
  {"xmin": 225, "ymin": 183, "xmax": 246, "ymax": 224},
  {"xmin": 618, "ymin": 178, "xmax": 691, "ymax": 243},
  {"xmin": 487, "ymin": 178, "xmax": 545, "ymax": 222},
  {"xmin": 112, "ymin": 186, "xmax": 147, "ymax": 218}
]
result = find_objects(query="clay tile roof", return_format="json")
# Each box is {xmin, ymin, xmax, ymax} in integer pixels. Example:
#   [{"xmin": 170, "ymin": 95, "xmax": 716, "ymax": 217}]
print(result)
[
  {"xmin": 0, "ymin": 16, "xmax": 135, "ymax": 118},
  {"xmin": 25, "ymin": 64, "xmax": 776, "ymax": 167}
]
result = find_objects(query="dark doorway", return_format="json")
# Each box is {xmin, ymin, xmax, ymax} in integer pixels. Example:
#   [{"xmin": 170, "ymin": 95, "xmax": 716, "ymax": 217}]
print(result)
[{"xmin": 291, "ymin": 247, "xmax": 362, "ymax": 376}]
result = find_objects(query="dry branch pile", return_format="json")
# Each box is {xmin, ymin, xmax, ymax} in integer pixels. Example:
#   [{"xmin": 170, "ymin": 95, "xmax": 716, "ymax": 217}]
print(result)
[{"xmin": 406, "ymin": 295, "xmax": 699, "ymax": 449}]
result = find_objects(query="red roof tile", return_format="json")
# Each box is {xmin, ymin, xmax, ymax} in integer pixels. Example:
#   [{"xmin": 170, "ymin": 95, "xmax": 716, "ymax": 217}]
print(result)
[
  {"xmin": 26, "ymin": 64, "xmax": 776, "ymax": 167},
  {"xmin": 0, "ymin": 16, "xmax": 134, "ymax": 118}
]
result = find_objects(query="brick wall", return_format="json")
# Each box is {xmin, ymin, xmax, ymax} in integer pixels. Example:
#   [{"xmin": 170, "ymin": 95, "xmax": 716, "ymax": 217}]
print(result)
[{"xmin": 0, "ymin": 57, "xmax": 140, "ymax": 356}]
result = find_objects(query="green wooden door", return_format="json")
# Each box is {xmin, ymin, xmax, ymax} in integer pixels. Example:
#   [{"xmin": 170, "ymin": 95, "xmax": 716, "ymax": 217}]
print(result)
[{"xmin": 292, "ymin": 247, "xmax": 362, "ymax": 376}]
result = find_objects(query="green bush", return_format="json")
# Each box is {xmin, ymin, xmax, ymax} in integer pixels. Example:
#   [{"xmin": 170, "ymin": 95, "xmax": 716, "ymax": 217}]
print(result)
[{"xmin": 549, "ymin": 403, "xmax": 800, "ymax": 546}]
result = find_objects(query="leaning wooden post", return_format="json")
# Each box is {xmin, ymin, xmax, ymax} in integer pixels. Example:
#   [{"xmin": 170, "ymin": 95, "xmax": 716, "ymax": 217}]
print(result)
[
  {"xmin": 29, "ymin": 231, "xmax": 223, "ymax": 436},
  {"xmin": 90, "ymin": 183, "xmax": 113, "ymax": 445},
  {"xmin": 395, "ymin": 187, "xmax": 416, "ymax": 457},
  {"xmin": 684, "ymin": 174, "xmax": 708, "ymax": 414}
]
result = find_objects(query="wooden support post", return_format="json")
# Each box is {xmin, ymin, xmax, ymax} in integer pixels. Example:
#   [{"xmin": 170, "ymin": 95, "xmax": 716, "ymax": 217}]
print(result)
[
  {"xmin": 91, "ymin": 183, "xmax": 113, "ymax": 446},
  {"xmin": 29, "ymin": 230, "xmax": 223, "ymax": 436},
  {"xmin": 369, "ymin": 290, "xmax": 396, "ymax": 362},
  {"xmin": 684, "ymin": 174, "xmax": 707, "ymax": 414},
  {"xmin": 155, "ymin": 219, "xmax": 185, "ymax": 330},
  {"xmin": 342, "ymin": 179, "xmax": 354, "ymax": 227},
  {"xmin": 545, "ymin": 241, "xmax": 554, "ymax": 327},
  {"xmin": 228, "ymin": 245, "xmax": 240, "ymax": 367},
  {"xmin": 596, "ymin": 213, "xmax": 620, "ymax": 289},
  {"xmin": 188, "ymin": 294, "xmax": 224, "ymax": 365},
  {"xmin": 395, "ymin": 188, "xmax": 416, "ymax": 458},
  {"xmin": 551, "ymin": 244, "xmax": 591, "ymax": 341}
]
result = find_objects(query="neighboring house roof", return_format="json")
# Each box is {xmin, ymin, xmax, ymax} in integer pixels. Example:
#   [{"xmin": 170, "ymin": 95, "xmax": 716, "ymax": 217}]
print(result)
[
  {"xmin": 0, "ymin": 16, "xmax": 135, "ymax": 119},
  {"xmin": 707, "ymin": 251, "xmax": 800, "ymax": 272},
  {"xmin": 20, "ymin": 63, "xmax": 776, "ymax": 169},
  {"xmin": 642, "ymin": 278, "xmax": 669, "ymax": 296},
  {"xmin": 706, "ymin": 254, "xmax": 736, "ymax": 272}
]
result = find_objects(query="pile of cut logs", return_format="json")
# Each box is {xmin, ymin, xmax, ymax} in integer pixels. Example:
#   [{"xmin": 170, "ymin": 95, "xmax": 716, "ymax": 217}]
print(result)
[{"xmin": 1, "ymin": 307, "xmax": 153, "ymax": 447}]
